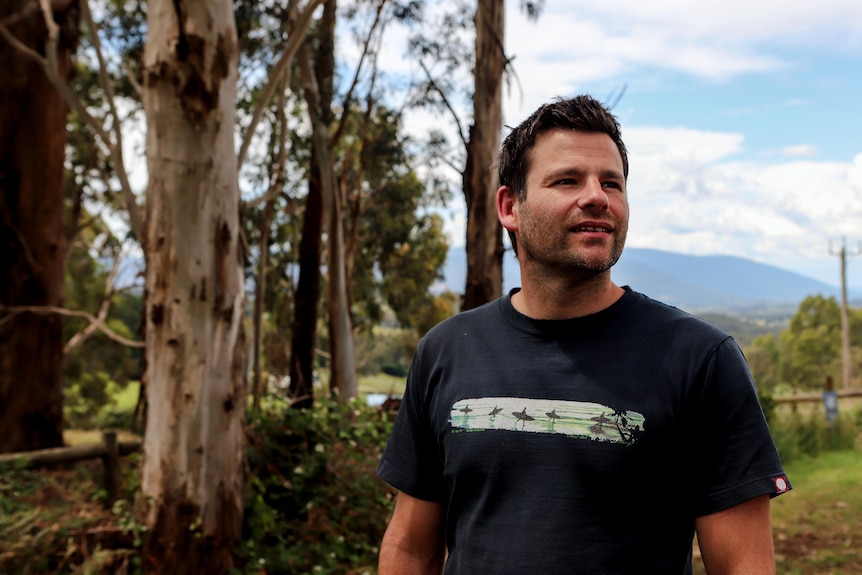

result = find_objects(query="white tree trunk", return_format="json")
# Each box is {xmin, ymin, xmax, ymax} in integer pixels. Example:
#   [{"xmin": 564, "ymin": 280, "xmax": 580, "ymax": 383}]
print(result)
[
  {"xmin": 327, "ymin": 178, "xmax": 357, "ymax": 400},
  {"xmin": 140, "ymin": 0, "xmax": 245, "ymax": 570}
]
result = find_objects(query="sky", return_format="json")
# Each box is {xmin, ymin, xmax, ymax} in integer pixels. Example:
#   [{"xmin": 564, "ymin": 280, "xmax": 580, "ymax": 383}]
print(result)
[{"xmin": 358, "ymin": 0, "xmax": 862, "ymax": 290}]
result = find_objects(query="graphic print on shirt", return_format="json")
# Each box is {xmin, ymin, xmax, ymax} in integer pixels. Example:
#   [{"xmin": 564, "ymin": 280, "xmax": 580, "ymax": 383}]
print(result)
[{"xmin": 450, "ymin": 397, "xmax": 645, "ymax": 446}]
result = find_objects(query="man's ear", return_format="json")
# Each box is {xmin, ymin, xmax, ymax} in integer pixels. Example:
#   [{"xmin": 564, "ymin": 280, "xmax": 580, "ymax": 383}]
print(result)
[{"xmin": 497, "ymin": 186, "xmax": 518, "ymax": 232}]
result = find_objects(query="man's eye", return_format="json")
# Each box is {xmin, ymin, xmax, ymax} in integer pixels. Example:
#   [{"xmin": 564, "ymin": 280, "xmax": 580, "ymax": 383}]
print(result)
[
  {"xmin": 602, "ymin": 181, "xmax": 621, "ymax": 189},
  {"xmin": 556, "ymin": 178, "xmax": 576, "ymax": 185}
]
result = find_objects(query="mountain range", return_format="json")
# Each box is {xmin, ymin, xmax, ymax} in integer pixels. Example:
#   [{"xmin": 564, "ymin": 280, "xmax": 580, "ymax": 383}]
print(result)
[{"xmin": 441, "ymin": 247, "xmax": 857, "ymax": 315}]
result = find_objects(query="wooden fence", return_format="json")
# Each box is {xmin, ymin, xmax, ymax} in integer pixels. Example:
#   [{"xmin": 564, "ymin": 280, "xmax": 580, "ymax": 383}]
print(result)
[
  {"xmin": 773, "ymin": 388, "xmax": 862, "ymax": 406},
  {"xmin": 0, "ymin": 431, "xmax": 141, "ymax": 506}
]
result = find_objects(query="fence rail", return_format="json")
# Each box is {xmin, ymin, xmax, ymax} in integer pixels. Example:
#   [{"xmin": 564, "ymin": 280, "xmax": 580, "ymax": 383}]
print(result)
[
  {"xmin": 773, "ymin": 389, "xmax": 862, "ymax": 405},
  {"xmin": 0, "ymin": 431, "xmax": 141, "ymax": 506}
]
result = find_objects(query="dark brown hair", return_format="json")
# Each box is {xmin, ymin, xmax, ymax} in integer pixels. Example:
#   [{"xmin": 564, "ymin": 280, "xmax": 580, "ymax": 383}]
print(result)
[{"xmin": 498, "ymin": 94, "xmax": 628, "ymax": 203}]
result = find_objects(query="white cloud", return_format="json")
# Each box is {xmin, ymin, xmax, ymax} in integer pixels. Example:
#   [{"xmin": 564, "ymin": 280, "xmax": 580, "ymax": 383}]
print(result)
[
  {"xmin": 525, "ymin": 0, "xmax": 862, "ymax": 52},
  {"xmin": 338, "ymin": 0, "xmax": 862, "ymax": 288},
  {"xmin": 498, "ymin": 0, "xmax": 862, "ymax": 123},
  {"xmin": 780, "ymin": 145, "xmax": 817, "ymax": 158},
  {"xmin": 849, "ymin": 153, "xmax": 862, "ymax": 190},
  {"xmin": 621, "ymin": 126, "xmax": 862, "ymax": 285}
]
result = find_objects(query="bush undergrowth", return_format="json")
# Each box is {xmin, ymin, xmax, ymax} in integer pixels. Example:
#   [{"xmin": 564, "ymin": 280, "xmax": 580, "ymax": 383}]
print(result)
[
  {"xmin": 769, "ymin": 408, "xmax": 860, "ymax": 465},
  {"xmin": 235, "ymin": 397, "xmax": 396, "ymax": 574},
  {"xmin": 14, "ymin": 392, "xmax": 856, "ymax": 573},
  {"xmin": 0, "ymin": 458, "xmax": 134, "ymax": 574}
]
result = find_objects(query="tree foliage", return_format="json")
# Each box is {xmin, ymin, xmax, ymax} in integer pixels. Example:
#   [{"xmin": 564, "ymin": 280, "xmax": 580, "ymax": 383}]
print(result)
[
  {"xmin": 63, "ymin": 217, "xmax": 142, "ymax": 428},
  {"xmin": 349, "ymin": 106, "xmax": 450, "ymax": 329},
  {"xmin": 748, "ymin": 295, "xmax": 861, "ymax": 392},
  {"xmin": 240, "ymin": 398, "xmax": 394, "ymax": 573}
]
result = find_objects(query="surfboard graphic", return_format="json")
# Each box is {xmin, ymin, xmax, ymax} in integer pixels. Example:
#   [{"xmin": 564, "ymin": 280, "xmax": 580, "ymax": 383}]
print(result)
[{"xmin": 449, "ymin": 397, "xmax": 644, "ymax": 446}]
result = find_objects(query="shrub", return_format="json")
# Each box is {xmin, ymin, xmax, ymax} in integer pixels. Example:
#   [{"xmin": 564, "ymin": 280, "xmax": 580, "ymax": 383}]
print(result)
[
  {"xmin": 758, "ymin": 388, "xmax": 777, "ymax": 424},
  {"xmin": 236, "ymin": 398, "xmax": 396, "ymax": 574},
  {"xmin": 0, "ymin": 459, "xmax": 133, "ymax": 574},
  {"xmin": 64, "ymin": 376, "xmax": 140, "ymax": 432},
  {"xmin": 769, "ymin": 408, "xmax": 859, "ymax": 465}
]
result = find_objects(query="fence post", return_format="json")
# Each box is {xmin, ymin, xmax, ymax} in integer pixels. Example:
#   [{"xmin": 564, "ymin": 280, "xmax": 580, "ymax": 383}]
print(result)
[
  {"xmin": 823, "ymin": 376, "xmax": 839, "ymax": 426},
  {"xmin": 102, "ymin": 431, "xmax": 120, "ymax": 508}
]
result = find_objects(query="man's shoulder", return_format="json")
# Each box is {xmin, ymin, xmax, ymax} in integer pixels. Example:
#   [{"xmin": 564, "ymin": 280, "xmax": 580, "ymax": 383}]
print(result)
[
  {"xmin": 424, "ymin": 296, "xmax": 505, "ymax": 338},
  {"xmin": 624, "ymin": 288, "xmax": 731, "ymax": 340}
]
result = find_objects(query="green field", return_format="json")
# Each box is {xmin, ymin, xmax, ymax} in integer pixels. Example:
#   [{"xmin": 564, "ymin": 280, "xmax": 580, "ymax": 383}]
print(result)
[
  {"xmin": 693, "ymin": 449, "xmax": 862, "ymax": 574},
  {"xmin": 358, "ymin": 372, "xmax": 406, "ymax": 395}
]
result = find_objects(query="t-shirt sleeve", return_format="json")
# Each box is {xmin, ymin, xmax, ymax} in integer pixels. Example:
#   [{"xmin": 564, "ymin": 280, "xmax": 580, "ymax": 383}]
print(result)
[
  {"xmin": 377, "ymin": 339, "xmax": 446, "ymax": 502},
  {"xmin": 690, "ymin": 337, "xmax": 791, "ymax": 516}
]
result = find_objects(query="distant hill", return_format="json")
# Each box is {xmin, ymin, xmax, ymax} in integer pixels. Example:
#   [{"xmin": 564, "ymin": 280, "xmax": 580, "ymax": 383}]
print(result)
[
  {"xmin": 612, "ymin": 248, "xmax": 846, "ymax": 312},
  {"xmin": 441, "ymin": 247, "xmax": 854, "ymax": 316}
]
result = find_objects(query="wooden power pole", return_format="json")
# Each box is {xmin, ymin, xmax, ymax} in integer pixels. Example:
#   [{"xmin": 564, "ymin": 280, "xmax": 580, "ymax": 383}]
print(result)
[{"xmin": 829, "ymin": 238, "xmax": 860, "ymax": 390}]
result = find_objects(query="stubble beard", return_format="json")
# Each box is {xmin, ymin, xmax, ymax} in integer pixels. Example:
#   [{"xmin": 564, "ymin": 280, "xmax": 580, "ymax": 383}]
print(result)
[{"xmin": 518, "ymin": 212, "xmax": 628, "ymax": 278}]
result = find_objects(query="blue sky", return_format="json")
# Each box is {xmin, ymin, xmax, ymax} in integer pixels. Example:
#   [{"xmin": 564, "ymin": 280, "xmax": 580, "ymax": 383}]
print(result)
[{"xmin": 369, "ymin": 0, "xmax": 862, "ymax": 290}]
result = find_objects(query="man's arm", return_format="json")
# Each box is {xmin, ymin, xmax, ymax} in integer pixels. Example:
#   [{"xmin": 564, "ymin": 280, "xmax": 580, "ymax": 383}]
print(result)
[
  {"xmin": 695, "ymin": 494, "xmax": 775, "ymax": 575},
  {"xmin": 379, "ymin": 490, "xmax": 446, "ymax": 575}
]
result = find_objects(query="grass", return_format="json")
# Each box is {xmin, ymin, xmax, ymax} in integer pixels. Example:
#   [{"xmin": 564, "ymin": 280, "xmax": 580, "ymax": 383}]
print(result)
[
  {"xmin": 357, "ymin": 372, "xmax": 406, "ymax": 396},
  {"xmin": 771, "ymin": 450, "xmax": 862, "ymax": 574},
  {"xmin": 693, "ymin": 448, "xmax": 862, "ymax": 574},
  {"xmin": 315, "ymin": 368, "xmax": 406, "ymax": 400},
  {"xmin": 63, "ymin": 429, "xmax": 140, "ymax": 446},
  {"xmin": 111, "ymin": 382, "xmax": 140, "ymax": 413}
]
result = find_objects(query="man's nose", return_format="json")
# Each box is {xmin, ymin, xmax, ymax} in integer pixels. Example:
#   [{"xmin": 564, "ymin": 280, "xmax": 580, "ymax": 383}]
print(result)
[{"xmin": 577, "ymin": 178, "xmax": 609, "ymax": 210}]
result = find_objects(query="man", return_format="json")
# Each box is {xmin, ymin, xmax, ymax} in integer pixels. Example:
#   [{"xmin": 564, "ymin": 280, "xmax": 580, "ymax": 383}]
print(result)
[{"xmin": 377, "ymin": 95, "xmax": 790, "ymax": 574}]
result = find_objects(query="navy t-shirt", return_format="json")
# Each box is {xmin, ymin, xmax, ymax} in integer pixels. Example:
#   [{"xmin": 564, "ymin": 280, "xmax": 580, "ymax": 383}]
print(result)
[{"xmin": 378, "ymin": 288, "xmax": 790, "ymax": 574}]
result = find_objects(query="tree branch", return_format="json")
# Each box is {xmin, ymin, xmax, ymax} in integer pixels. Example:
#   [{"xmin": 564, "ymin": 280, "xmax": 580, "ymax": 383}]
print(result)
[
  {"xmin": 79, "ymin": 0, "xmax": 145, "ymax": 246},
  {"xmin": 63, "ymin": 253, "xmax": 124, "ymax": 354},
  {"xmin": 0, "ymin": 0, "xmax": 74, "ymax": 28},
  {"xmin": 242, "ymin": 77, "xmax": 290, "ymax": 210},
  {"xmin": 0, "ymin": 304, "xmax": 144, "ymax": 349},
  {"xmin": 237, "ymin": 0, "xmax": 325, "ymax": 170},
  {"xmin": 480, "ymin": 5, "xmax": 524, "ymax": 110},
  {"xmin": 418, "ymin": 58, "xmax": 468, "ymax": 149},
  {"xmin": 0, "ymin": 0, "xmax": 146, "ymax": 247},
  {"xmin": 120, "ymin": 58, "xmax": 143, "ymax": 98},
  {"xmin": 433, "ymin": 152, "xmax": 463, "ymax": 174},
  {"xmin": 331, "ymin": 0, "xmax": 387, "ymax": 146}
]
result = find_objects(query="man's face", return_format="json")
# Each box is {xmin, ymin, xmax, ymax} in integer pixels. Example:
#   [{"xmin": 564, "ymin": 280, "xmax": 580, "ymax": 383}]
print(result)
[{"xmin": 514, "ymin": 129, "xmax": 629, "ymax": 277}]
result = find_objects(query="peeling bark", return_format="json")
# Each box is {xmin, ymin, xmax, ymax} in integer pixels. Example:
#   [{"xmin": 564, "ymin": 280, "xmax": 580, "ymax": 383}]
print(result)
[{"xmin": 140, "ymin": 1, "xmax": 245, "ymax": 571}]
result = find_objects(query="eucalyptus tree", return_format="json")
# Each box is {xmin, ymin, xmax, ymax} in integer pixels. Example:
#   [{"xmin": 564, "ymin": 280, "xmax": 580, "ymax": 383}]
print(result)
[
  {"xmin": 0, "ymin": 0, "xmax": 80, "ymax": 453},
  {"xmin": 290, "ymin": 0, "xmax": 432, "ymax": 404},
  {"xmin": 291, "ymin": 0, "xmax": 340, "ymax": 405},
  {"xmin": 244, "ymin": 95, "xmax": 450, "ymax": 407},
  {"xmin": 463, "ymin": 0, "xmax": 506, "ymax": 310},
  {"xmin": 139, "ymin": 0, "xmax": 246, "ymax": 570},
  {"xmin": 350, "ymin": 106, "xmax": 450, "ymax": 332},
  {"xmin": 408, "ymin": 0, "xmax": 543, "ymax": 310}
]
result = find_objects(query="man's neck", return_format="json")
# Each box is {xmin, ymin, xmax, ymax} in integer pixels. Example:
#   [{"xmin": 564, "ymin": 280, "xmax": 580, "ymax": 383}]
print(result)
[{"xmin": 510, "ymin": 270, "xmax": 624, "ymax": 320}]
